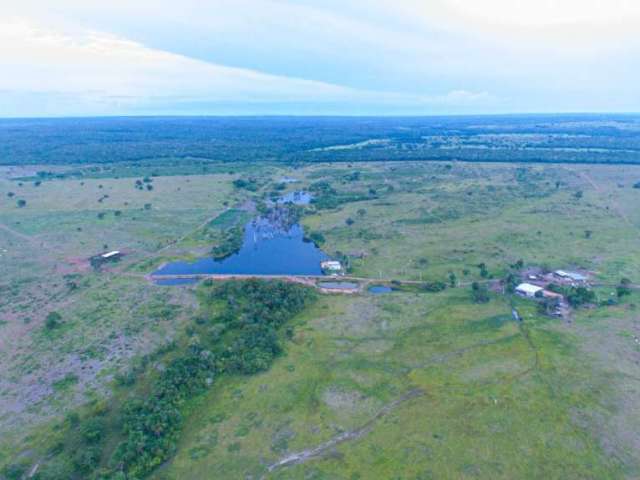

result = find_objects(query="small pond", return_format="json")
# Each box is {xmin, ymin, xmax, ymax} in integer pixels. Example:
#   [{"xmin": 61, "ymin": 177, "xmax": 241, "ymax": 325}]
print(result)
[
  {"xmin": 318, "ymin": 282, "xmax": 359, "ymax": 290},
  {"xmin": 368, "ymin": 285, "xmax": 393, "ymax": 294},
  {"xmin": 153, "ymin": 217, "xmax": 328, "ymax": 277}
]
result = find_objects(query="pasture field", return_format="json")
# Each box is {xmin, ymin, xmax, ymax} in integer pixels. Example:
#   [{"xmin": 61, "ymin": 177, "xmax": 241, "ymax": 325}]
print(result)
[{"xmin": 1, "ymin": 160, "xmax": 639, "ymax": 479}]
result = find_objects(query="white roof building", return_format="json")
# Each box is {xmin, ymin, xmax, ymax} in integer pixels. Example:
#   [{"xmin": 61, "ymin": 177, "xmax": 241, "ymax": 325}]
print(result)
[
  {"xmin": 554, "ymin": 270, "xmax": 587, "ymax": 281},
  {"xmin": 516, "ymin": 283, "xmax": 544, "ymax": 298},
  {"xmin": 321, "ymin": 261, "xmax": 342, "ymax": 271},
  {"xmin": 101, "ymin": 250, "xmax": 121, "ymax": 259}
]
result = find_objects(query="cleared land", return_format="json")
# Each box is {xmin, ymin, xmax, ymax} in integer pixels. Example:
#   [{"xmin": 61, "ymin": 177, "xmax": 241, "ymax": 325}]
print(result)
[{"xmin": 1, "ymin": 161, "xmax": 639, "ymax": 479}]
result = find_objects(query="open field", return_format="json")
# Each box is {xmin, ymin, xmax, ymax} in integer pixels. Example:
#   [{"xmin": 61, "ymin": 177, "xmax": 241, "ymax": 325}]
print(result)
[{"xmin": 1, "ymin": 159, "xmax": 640, "ymax": 479}]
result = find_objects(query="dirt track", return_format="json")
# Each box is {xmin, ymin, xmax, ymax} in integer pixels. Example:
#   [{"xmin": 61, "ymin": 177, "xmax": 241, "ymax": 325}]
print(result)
[{"xmin": 263, "ymin": 388, "xmax": 425, "ymax": 478}]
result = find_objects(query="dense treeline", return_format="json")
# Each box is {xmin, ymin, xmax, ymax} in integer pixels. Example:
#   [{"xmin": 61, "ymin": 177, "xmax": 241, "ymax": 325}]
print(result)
[
  {"xmin": 1, "ymin": 115, "xmax": 639, "ymax": 166},
  {"xmin": 9, "ymin": 280, "xmax": 315, "ymax": 480}
]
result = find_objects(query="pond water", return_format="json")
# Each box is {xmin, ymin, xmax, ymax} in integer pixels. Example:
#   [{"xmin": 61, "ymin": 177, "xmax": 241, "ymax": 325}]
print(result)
[
  {"xmin": 368, "ymin": 285, "xmax": 392, "ymax": 294},
  {"xmin": 277, "ymin": 191, "xmax": 313, "ymax": 205},
  {"xmin": 318, "ymin": 282, "xmax": 359, "ymax": 290},
  {"xmin": 153, "ymin": 217, "xmax": 328, "ymax": 277}
]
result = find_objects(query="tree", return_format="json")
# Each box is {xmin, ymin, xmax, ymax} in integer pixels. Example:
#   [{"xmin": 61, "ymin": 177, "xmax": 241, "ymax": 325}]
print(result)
[
  {"xmin": 307, "ymin": 231, "xmax": 325, "ymax": 245},
  {"xmin": 504, "ymin": 273, "xmax": 518, "ymax": 294},
  {"xmin": 477, "ymin": 263, "xmax": 489, "ymax": 278},
  {"xmin": 45, "ymin": 311, "xmax": 62, "ymax": 329},
  {"xmin": 633, "ymin": 181, "xmax": 640, "ymax": 189},
  {"xmin": 584, "ymin": 230, "xmax": 593, "ymax": 239},
  {"xmin": 357, "ymin": 208, "xmax": 367, "ymax": 217},
  {"xmin": 471, "ymin": 282, "xmax": 490, "ymax": 303},
  {"xmin": 574, "ymin": 190, "xmax": 583, "ymax": 199},
  {"xmin": 617, "ymin": 278, "xmax": 632, "ymax": 298},
  {"xmin": 448, "ymin": 271, "xmax": 457, "ymax": 288},
  {"xmin": 345, "ymin": 217, "xmax": 355, "ymax": 226},
  {"xmin": 567, "ymin": 287, "xmax": 596, "ymax": 307},
  {"xmin": 7, "ymin": 192, "xmax": 14, "ymax": 198},
  {"xmin": 16, "ymin": 199, "xmax": 26, "ymax": 208}
]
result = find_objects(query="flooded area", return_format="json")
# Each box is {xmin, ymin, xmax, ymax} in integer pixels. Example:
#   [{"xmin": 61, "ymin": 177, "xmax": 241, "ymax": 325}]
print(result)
[{"xmin": 153, "ymin": 216, "xmax": 328, "ymax": 277}]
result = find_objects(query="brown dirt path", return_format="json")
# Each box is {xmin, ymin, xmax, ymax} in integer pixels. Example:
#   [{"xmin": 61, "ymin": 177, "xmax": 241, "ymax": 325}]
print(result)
[{"xmin": 262, "ymin": 388, "xmax": 424, "ymax": 478}]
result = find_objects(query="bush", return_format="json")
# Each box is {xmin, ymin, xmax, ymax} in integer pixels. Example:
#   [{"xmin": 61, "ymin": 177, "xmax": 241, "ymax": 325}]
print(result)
[
  {"xmin": 81, "ymin": 417, "xmax": 106, "ymax": 444},
  {"xmin": 471, "ymin": 282, "xmax": 490, "ymax": 303},
  {"xmin": 422, "ymin": 281, "xmax": 447, "ymax": 292},
  {"xmin": 567, "ymin": 286, "xmax": 596, "ymax": 307},
  {"xmin": 1, "ymin": 463, "xmax": 27, "ymax": 480},
  {"xmin": 45, "ymin": 311, "xmax": 62, "ymax": 329},
  {"xmin": 617, "ymin": 278, "xmax": 632, "ymax": 298}
]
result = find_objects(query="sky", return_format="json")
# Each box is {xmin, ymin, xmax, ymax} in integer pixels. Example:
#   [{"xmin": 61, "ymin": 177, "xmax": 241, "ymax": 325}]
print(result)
[{"xmin": 1, "ymin": 0, "xmax": 640, "ymax": 117}]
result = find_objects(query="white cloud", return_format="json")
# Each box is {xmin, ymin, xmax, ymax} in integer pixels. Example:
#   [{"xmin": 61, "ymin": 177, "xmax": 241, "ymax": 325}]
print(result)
[
  {"xmin": 0, "ymin": 1, "xmax": 638, "ymax": 115},
  {"xmin": 0, "ymin": 17, "xmax": 495, "ymax": 116}
]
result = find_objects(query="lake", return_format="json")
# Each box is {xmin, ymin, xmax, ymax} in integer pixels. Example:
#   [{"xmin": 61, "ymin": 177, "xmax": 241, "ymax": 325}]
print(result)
[{"xmin": 153, "ymin": 217, "xmax": 328, "ymax": 277}]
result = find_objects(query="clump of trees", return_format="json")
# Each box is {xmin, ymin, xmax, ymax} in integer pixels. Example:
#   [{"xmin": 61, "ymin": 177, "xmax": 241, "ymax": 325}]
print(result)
[
  {"xmin": 566, "ymin": 286, "xmax": 596, "ymax": 307},
  {"xmin": 233, "ymin": 177, "xmax": 259, "ymax": 191},
  {"xmin": 32, "ymin": 280, "xmax": 315, "ymax": 479},
  {"xmin": 305, "ymin": 230, "xmax": 325, "ymax": 245},
  {"xmin": 211, "ymin": 226, "xmax": 244, "ymax": 259}
]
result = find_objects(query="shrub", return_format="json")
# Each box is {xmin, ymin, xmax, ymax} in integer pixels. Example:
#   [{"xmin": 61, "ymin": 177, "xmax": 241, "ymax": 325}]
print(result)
[
  {"xmin": 617, "ymin": 278, "xmax": 632, "ymax": 298},
  {"xmin": 567, "ymin": 286, "xmax": 596, "ymax": 307},
  {"xmin": 471, "ymin": 282, "xmax": 490, "ymax": 303},
  {"xmin": 45, "ymin": 311, "xmax": 62, "ymax": 329}
]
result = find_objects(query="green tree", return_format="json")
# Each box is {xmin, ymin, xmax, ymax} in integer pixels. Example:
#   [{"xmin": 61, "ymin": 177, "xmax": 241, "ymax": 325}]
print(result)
[
  {"xmin": 617, "ymin": 278, "xmax": 632, "ymax": 298},
  {"xmin": 477, "ymin": 263, "xmax": 489, "ymax": 278},
  {"xmin": 16, "ymin": 199, "xmax": 26, "ymax": 208},
  {"xmin": 471, "ymin": 282, "xmax": 490, "ymax": 303},
  {"xmin": 45, "ymin": 311, "xmax": 62, "ymax": 329}
]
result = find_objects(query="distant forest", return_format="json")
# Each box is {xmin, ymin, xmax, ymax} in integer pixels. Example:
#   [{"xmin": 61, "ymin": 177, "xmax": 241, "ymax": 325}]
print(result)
[{"xmin": 1, "ymin": 114, "xmax": 639, "ymax": 166}]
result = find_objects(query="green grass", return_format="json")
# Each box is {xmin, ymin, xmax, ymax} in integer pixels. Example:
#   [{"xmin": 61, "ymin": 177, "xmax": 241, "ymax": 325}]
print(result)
[
  {"xmin": 160, "ymin": 290, "xmax": 623, "ymax": 479},
  {"xmin": 2, "ymin": 161, "xmax": 640, "ymax": 479}
]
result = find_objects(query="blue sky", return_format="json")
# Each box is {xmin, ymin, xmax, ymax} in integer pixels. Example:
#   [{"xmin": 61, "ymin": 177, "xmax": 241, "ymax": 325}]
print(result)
[{"xmin": 2, "ymin": 0, "xmax": 640, "ymax": 117}]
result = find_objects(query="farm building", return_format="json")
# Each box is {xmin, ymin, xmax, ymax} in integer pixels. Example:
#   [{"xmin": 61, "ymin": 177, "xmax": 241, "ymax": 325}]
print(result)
[
  {"xmin": 554, "ymin": 270, "xmax": 588, "ymax": 282},
  {"xmin": 321, "ymin": 260, "xmax": 342, "ymax": 271},
  {"xmin": 101, "ymin": 250, "xmax": 121, "ymax": 259},
  {"xmin": 516, "ymin": 283, "xmax": 544, "ymax": 298}
]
